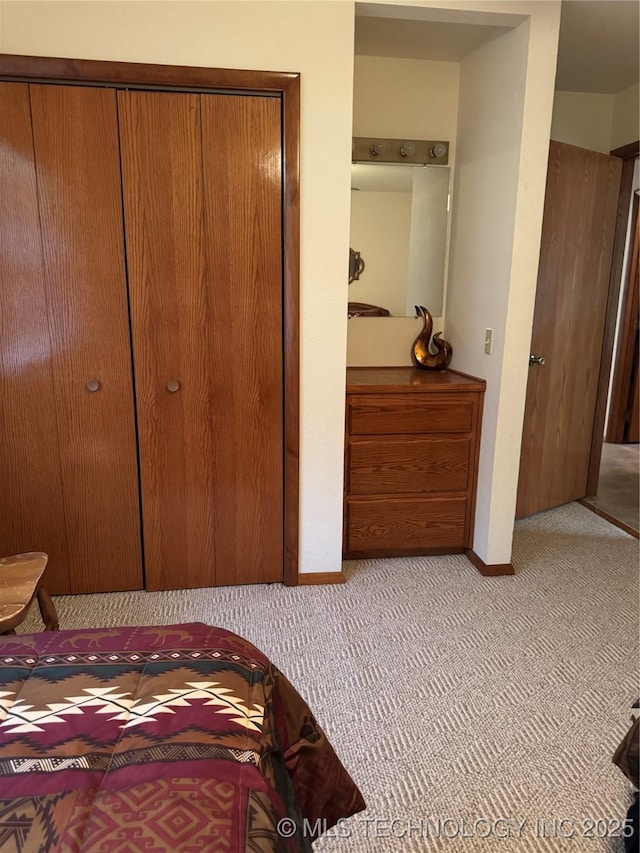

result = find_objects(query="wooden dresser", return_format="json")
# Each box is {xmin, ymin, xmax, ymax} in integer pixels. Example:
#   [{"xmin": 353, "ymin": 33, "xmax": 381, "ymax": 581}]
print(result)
[{"xmin": 343, "ymin": 367, "xmax": 486, "ymax": 558}]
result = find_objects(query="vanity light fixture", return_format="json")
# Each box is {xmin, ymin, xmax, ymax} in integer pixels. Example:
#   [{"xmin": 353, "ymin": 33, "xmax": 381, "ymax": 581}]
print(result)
[
  {"xmin": 429, "ymin": 143, "xmax": 448, "ymax": 159},
  {"xmin": 352, "ymin": 137, "xmax": 449, "ymax": 165}
]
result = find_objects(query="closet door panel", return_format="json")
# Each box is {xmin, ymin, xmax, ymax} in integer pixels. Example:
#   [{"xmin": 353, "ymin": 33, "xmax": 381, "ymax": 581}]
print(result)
[
  {"xmin": 118, "ymin": 91, "xmax": 216, "ymax": 590},
  {"xmin": 200, "ymin": 94, "xmax": 283, "ymax": 586},
  {"xmin": 29, "ymin": 84, "xmax": 142, "ymax": 593},
  {"xmin": 119, "ymin": 90, "xmax": 283, "ymax": 589},
  {"xmin": 0, "ymin": 83, "xmax": 70, "ymax": 592}
]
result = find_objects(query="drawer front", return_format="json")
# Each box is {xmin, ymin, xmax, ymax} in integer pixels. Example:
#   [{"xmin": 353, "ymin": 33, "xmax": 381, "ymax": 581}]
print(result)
[
  {"xmin": 348, "ymin": 394, "xmax": 474, "ymax": 435},
  {"xmin": 346, "ymin": 496, "xmax": 467, "ymax": 551},
  {"xmin": 348, "ymin": 437, "xmax": 471, "ymax": 495}
]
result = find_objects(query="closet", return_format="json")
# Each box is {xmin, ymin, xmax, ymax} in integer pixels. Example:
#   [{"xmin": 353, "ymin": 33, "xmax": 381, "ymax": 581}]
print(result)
[{"xmin": 0, "ymin": 75, "xmax": 287, "ymax": 594}]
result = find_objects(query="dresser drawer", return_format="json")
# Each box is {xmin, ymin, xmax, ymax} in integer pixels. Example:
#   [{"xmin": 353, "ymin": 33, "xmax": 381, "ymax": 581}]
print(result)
[
  {"xmin": 345, "ymin": 496, "xmax": 468, "ymax": 552},
  {"xmin": 348, "ymin": 437, "xmax": 471, "ymax": 495},
  {"xmin": 348, "ymin": 394, "xmax": 474, "ymax": 435}
]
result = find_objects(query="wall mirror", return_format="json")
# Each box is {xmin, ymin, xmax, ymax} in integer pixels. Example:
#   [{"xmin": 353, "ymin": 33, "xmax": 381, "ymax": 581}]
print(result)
[{"xmin": 349, "ymin": 164, "xmax": 451, "ymax": 318}]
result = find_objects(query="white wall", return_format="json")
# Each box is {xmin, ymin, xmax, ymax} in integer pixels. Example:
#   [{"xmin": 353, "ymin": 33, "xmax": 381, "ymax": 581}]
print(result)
[
  {"xmin": 612, "ymin": 82, "xmax": 640, "ymax": 151},
  {"xmin": 353, "ymin": 53, "xmax": 460, "ymax": 142},
  {"xmin": 447, "ymin": 22, "xmax": 529, "ymax": 564},
  {"xmin": 446, "ymin": 6, "xmax": 560, "ymax": 564},
  {"xmin": 361, "ymin": 0, "xmax": 560, "ymax": 566},
  {"xmin": 0, "ymin": 0, "xmax": 355, "ymax": 577},
  {"xmin": 551, "ymin": 90, "xmax": 616, "ymax": 154},
  {"xmin": 349, "ymin": 53, "xmax": 459, "ymax": 365},
  {"xmin": 551, "ymin": 82, "xmax": 639, "ymax": 154},
  {"xmin": 1, "ymin": 0, "xmax": 563, "ymax": 573}
]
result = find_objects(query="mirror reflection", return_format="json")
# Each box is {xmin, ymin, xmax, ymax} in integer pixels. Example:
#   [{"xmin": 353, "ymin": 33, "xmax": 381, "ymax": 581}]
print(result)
[
  {"xmin": 348, "ymin": 248, "xmax": 365, "ymax": 284},
  {"xmin": 349, "ymin": 164, "xmax": 450, "ymax": 318}
]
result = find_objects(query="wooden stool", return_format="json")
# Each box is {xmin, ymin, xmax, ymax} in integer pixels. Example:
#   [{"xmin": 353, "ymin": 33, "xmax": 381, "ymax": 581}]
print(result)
[{"xmin": 0, "ymin": 552, "xmax": 59, "ymax": 634}]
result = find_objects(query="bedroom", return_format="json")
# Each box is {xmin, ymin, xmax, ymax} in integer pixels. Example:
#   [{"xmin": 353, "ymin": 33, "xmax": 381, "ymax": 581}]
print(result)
[{"xmin": 0, "ymin": 0, "xmax": 638, "ymax": 850}]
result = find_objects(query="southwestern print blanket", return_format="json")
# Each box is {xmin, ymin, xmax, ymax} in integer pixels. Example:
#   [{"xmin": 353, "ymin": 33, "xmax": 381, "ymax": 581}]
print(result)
[{"xmin": 0, "ymin": 623, "xmax": 364, "ymax": 852}]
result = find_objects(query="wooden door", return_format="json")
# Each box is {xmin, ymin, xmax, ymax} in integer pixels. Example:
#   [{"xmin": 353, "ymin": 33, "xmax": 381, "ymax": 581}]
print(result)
[
  {"xmin": 118, "ymin": 90, "xmax": 283, "ymax": 590},
  {"xmin": 0, "ymin": 83, "xmax": 143, "ymax": 593},
  {"xmin": 0, "ymin": 83, "xmax": 68, "ymax": 592},
  {"xmin": 516, "ymin": 141, "xmax": 623, "ymax": 517}
]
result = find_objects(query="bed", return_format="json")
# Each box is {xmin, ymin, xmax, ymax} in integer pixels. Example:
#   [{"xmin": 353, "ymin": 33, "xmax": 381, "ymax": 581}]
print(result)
[{"xmin": 0, "ymin": 622, "xmax": 365, "ymax": 851}]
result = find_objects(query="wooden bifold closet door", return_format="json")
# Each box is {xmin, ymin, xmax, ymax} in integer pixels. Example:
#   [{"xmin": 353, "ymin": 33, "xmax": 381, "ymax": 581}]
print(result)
[
  {"xmin": 0, "ymin": 83, "xmax": 143, "ymax": 593},
  {"xmin": 118, "ymin": 90, "xmax": 283, "ymax": 590},
  {"xmin": 0, "ymin": 81, "xmax": 284, "ymax": 593}
]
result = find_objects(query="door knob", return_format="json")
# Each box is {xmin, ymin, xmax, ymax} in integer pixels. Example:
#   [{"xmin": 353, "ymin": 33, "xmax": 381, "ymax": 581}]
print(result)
[
  {"xmin": 85, "ymin": 379, "xmax": 101, "ymax": 392},
  {"xmin": 529, "ymin": 354, "xmax": 545, "ymax": 366},
  {"xmin": 166, "ymin": 380, "xmax": 180, "ymax": 393}
]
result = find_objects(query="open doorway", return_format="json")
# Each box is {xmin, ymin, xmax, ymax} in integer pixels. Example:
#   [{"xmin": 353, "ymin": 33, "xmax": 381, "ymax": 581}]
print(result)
[{"xmin": 515, "ymin": 1, "xmax": 638, "ymax": 539}]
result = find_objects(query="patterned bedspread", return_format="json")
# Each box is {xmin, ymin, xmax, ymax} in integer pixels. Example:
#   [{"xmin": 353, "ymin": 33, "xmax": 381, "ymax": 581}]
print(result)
[{"xmin": 0, "ymin": 623, "xmax": 365, "ymax": 851}]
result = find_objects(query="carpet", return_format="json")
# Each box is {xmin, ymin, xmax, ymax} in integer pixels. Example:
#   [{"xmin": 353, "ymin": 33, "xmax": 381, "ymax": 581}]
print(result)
[{"xmin": 21, "ymin": 502, "xmax": 639, "ymax": 851}]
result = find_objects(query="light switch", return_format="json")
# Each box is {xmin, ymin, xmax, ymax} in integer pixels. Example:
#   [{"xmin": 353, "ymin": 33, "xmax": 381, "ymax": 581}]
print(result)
[{"xmin": 484, "ymin": 329, "xmax": 493, "ymax": 355}]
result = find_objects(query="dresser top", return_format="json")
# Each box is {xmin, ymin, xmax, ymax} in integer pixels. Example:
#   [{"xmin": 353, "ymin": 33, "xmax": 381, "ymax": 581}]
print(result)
[{"xmin": 346, "ymin": 367, "xmax": 486, "ymax": 394}]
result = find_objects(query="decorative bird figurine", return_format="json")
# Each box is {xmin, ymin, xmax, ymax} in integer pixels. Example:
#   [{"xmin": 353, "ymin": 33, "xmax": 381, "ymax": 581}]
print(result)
[{"xmin": 411, "ymin": 305, "xmax": 453, "ymax": 370}]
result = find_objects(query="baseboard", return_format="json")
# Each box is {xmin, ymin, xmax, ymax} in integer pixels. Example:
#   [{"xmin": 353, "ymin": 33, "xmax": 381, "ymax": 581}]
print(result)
[
  {"xmin": 297, "ymin": 571, "xmax": 346, "ymax": 586},
  {"xmin": 466, "ymin": 550, "xmax": 515, "ymax": 576}
]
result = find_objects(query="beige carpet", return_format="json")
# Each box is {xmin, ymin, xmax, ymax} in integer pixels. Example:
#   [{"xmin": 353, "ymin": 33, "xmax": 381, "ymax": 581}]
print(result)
[{"xmin": 22, "ymin": 502, "xmax": 639, "ymax": 852}]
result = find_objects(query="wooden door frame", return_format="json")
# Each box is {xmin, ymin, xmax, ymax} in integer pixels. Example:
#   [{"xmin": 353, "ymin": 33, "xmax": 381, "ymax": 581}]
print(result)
[
  {"xmin": 0, "ymin": 54, "xmax": 301, "ymax": 586},
  {"xmin": 587, "ymin": 139, "xmax": 639, "ymax": 494}
]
